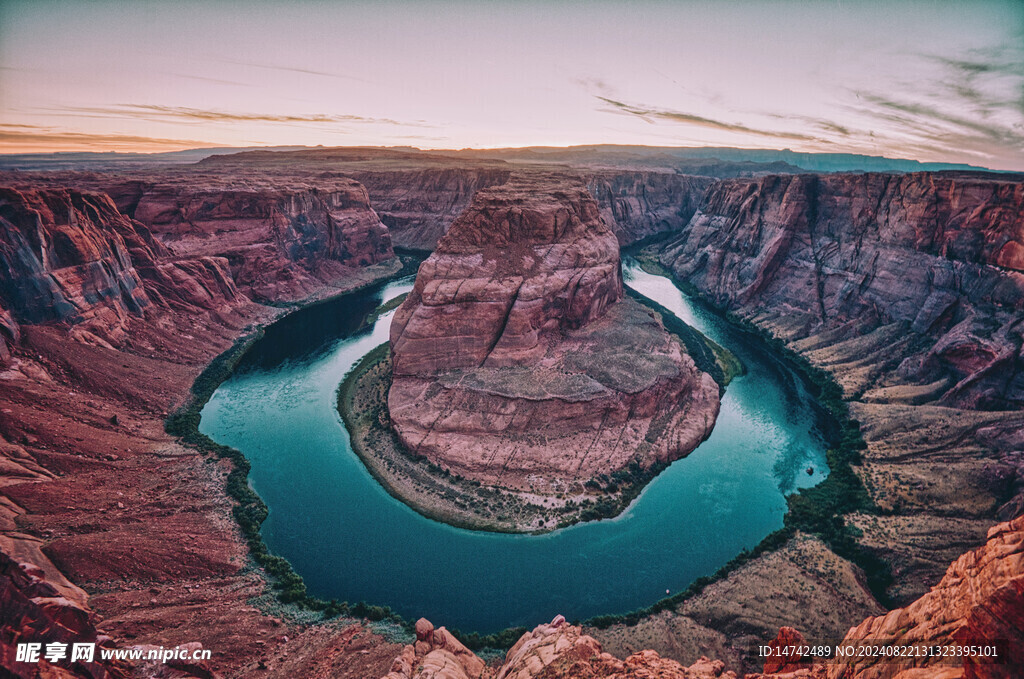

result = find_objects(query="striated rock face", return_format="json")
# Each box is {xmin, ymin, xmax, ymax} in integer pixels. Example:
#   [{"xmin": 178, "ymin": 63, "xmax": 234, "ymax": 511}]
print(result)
[
  {"xmin": 0, "ymin": 188, "xmax": 154, "ymax": 347},
  {"xmin": 661, "ymin": 173, "xmax": 1024, "ymax": 409},
  {"xmin": 389, "ymin": 175, "xmax": 719, "ymax": 488},
  {"xmin": 586, "ymin": 171, "xmax": 713, "ymax": 247},
  {"xmin": 390, "ymin": 176, "xmax": 623, "ymax": 375},
  {"xmin": 826, "ymin": 515, "xmax": 1023, "ymax": 679},
  {"xmin": 354, "ymin": 167, "xmax": 711, "ymax": 252},
  {"xmin": 0, "ymin": 547, "xmax": 130, "ymax": 679},
  {"xmin": 0, "ymin": 186, "xmax": 247, "ymax": 353},
  {"xmin": 760, "ymin": 627, "xmax": 810, "ymax": 675},
  {"xmin": 744, "ymin": 514, "xmax": 1024, "ymax": 679},
  {"xmin": 351, "ymin": 168, "xmax": 513, "ymax": 251},
  {"xmin": 120, "ymin": 176, "xmax": 394, "ymax": 301}
]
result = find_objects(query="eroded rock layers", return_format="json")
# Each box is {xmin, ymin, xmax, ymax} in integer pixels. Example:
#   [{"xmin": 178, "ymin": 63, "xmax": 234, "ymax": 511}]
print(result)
[
  {"xmin": 110, "ymin": 175, "xmax": 394, "ymax": 301},
  {"xmin": 661, "ymin": 172, "xmax": 1024, "ymax": 409},
  {"xmin": 0, "ymin": 174, "xmax": 403, "ymax": 678},
  {"xmin": 656, "ymin": 171, "xmax": 1024, "ymax": 610},
  {"xmin": 0, "ymin": 187, "xmax": 245, "ymax": 355},
  {"xmin": 383, "ymin": 615, "xmax": 734, "ymax": 679},
  {"xmin": 389, "ymin": 174, "xmax": 719, "ymax": 489}
]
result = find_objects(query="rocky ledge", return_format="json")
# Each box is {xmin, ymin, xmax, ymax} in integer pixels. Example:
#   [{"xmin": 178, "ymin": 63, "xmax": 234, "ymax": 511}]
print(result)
[
  {"xmin": 383, "ymin": 615, "xmax": 734, "ymax": 679},
  {"xmin": 388, "ymin": 174, "xmax": 720, "ymax": 492}
]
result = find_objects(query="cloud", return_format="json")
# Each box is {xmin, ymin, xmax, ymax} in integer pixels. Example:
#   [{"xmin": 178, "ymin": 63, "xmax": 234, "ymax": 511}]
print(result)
[
  {"xmin": 44, "ymin": 104, "xmax": 434, "ymax": 129},
  {"xmin": 168, "ymin": 73, "xmax": 252, "ymax": 87},
  {"xmin": 845, "ymin": 45, "xmax": 1024, "ymax": 167},
  {"xmin": 218, "ymin": 58, "xmax": 369, "ymax": 83},
  {"xmin": 0, "ymin": 127, "xmax": 220, "ymax": 152},
  {"xmin": 854, "ymin": 93, "xmax": 1024, "ymax": 146},
  {"xmin": 594, "ymin": 96, "xmax": 819, "ymax": 142}
]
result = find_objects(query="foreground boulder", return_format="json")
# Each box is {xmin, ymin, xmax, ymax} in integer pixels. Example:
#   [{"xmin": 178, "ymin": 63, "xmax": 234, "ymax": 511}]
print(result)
[
  {"xmin": 388, "ymin": 175, "xmax": 719, "ymax": 490},
  {"xmin": 383, "ymin": 616, "xmax": 735, "ymax": 679}
]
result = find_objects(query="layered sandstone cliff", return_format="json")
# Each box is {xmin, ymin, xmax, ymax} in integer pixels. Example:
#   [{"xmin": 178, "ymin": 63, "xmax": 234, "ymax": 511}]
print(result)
[
  {"xmin": 655, "ymin": 171, "xmax": 1024, "ymax": 611},
  {"xmin": 112, "ymin": 175, "xmax": 394, "ymax": 301},
  {"xmin": 350, "ymin": 168, "xmax": 513, "ymax": 251},
  {"xmin": 353, "ymin": 167, "xmax": 713, "ymax": 251},
  {"xmin": 0, "ymin": 188, "xmax": 153, "ymax": 344},
  {"xmin": 0, "ymin": 178, "xmax": 403, "ymax": 678},
  {"xmin": 388, "ymin": 175, "xmax": 719, "ymax": 490},
  {"xmin": 586, "ymin": 171, "xmax": 713, "ymax": 246},
  {"xmin": 0, "ymin": 187, "xmax": 250, "ymax": 355},
  {"xmin": 821, "ymin": 514, "xmax": 1024, "ymax": 679},
  {"xmin": 660, "ymin": 172, "xmax": 1024, "ymax": 409}
]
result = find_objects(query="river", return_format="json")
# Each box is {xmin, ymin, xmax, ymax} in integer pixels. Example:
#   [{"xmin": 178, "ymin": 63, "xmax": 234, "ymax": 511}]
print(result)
[{"xmin": 199, "ymin": 258, "xmax": 829, "ymax": 632}]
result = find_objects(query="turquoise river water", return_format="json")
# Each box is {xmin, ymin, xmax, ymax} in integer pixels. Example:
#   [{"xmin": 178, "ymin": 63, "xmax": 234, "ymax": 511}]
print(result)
[{"xmin": 199, "ymin": 259, "xmax": 830, "ymax": 632}]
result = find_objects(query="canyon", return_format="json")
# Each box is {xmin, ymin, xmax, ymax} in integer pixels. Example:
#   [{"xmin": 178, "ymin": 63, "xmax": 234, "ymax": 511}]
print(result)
[{"xmin": 0, "ymin": 148, "xmax": 1021, "ymax": 678}]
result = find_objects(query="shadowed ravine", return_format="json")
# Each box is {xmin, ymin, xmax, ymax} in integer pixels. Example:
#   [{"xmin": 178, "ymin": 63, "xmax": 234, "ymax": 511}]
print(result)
[{"xmin": 198, "ymin": 258, "xmax": 830, "ymax": 633}]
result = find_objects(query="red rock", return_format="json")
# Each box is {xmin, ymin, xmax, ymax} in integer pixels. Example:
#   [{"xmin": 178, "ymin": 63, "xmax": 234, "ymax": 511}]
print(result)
[
  {"xmin": 746, "ymin": 515, "xmax": 1024, "ymax": 679},
  {"xmin": 382, "ymin": 616, "xmax": 738, "ymax": 678},
  {"xmin": 384, "ymin": 618, "xmax": 484, "ymax": 679},
  {"xmin": 125, "ymin": 175, "xmax": 394, "ymax": 301},
  {"xmin": 0, "ymin": 550, "xmax": 130, "ymax": 678},
  {"xmin": 660, "ymin": 172, "xmax": 1024, "ymax": 409},
  {"xmin": 416, "ymin": 617, "xmax": 435, "ymax": 642},
  {"xmin": 0, "ymin": 300, "xmax": 17, "ymax": 366},
  {"xmin": 351, "ymin": 167, "xmax": 513, "ymax": 251},
  {"xmin": 0, "ymin": 188, "xmax": 154, "ymax": 345},
  {"xmin": 762, "ymin": 627, "xmax": 809, "ymax": 674},
  {"xmin": 391, "ymin": 174, "xmax": 623, "ymax": 375},
  {"xmin": 388, "ymin": 174, "xmax": 719, "ymax": 489},
  {"xmin": 586, "ymin": 170, "xmax": 713, "ymax": 246}
]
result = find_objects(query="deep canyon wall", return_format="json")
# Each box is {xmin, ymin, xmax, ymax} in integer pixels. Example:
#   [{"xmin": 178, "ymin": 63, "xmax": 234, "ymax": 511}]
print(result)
[{"xmin": 1, "ymin": 155, "xmax": 1022, "ymax": 679}]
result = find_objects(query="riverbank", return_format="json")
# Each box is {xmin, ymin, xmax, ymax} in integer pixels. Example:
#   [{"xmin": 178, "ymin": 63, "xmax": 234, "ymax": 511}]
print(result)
[
  {"xmin": 187, "ymin": 257, "xmax": 862, "ymax": 653},
  {"xmin": 163, "ymin": 259, "xmax": 418, "ymax": 624},
  {"xmin": 0, "ymin": 259, "xmax": 415, "ymax": 678},
  {"xmin": 339, "ymin": 344, "xmax": 681, "ymax": 533},
  {"xmin": 337, "ymin": 291, "xmax": 741, "ymax": 534}
]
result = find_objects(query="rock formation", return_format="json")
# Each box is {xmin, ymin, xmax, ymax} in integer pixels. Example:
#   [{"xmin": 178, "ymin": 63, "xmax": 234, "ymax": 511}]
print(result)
[
  {"xmin": 1, "ymin": 547, "xmax": 130, "ymax": 679},
  {"xmin": 586, "ymin": 171, "xmax": 713, "ymax": 246},
  {"xmin": 384, "ymin": 618, "xmax": 487, "ymax": 679},
  {"xmin": 0, "ymin": 188, "xmax": 154, "ymax": 345},
  {"xmin": 823, "ymin": 514, "xmax": 1024, "ymax": 679},
  {"xmin": 0, "ymin": 186, "xmax": 248, "ymax": 352},
  {"xmin": 388, "ymin": 175, "xmax": 719, "ymax": 489},
  {"xmin": 351, "ymin": 167, "xmax": 513, "ymax": 251},
  {"xmin": 735, "ymin": 513, "xmax": 1024, "ymax": 679},
  {"xmin": 0, "ymin": 176, "xmax": 402, "ymax": 677},
  {"xmin": 116, "ymin": 175, "xmax": 394, "ymax": 301},
  {"xmin": 355, "ymin": 167, "xmax": 712, "ymax": 251},
  {"xmin": 0, "ymin": 301, "xmax": 18, "ymax": 367},
  {"xmin": 383, "ymin": 615, "xmax": 736, "ymax": 679},
  {"xmin": 660, "ymin": 172, "xmax": 1024, "ymax": 409}
]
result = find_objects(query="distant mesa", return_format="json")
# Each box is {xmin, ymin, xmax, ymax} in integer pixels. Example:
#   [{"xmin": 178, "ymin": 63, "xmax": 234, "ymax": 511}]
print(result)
[{"xmin": 387, "ymin": 174, "xmax": 720, "ymax": 491}]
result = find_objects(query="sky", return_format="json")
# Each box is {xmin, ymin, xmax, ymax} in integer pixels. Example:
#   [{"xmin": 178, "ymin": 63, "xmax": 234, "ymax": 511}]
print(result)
[{"xmin": 1, "ymin": 0, "xmax": 1023, "ymax": 170}]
